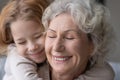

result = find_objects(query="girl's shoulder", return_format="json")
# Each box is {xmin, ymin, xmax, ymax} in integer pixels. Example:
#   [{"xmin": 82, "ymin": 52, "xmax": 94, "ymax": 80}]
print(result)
[{"xmin": 38, "ymin": 63, "xmax": 50, "ymax": 80}]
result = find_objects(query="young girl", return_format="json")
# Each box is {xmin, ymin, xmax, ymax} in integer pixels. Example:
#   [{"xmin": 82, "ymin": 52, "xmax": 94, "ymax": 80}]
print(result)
[{"xmin": 0, "ymin": 0, "xmax": 50, "ymax": 80}]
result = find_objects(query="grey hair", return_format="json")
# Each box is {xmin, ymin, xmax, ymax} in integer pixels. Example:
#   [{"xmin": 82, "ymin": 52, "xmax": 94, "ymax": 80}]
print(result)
[{"xmin": 42, "ymin": 0, "xmax": 113, "ymax": 63}]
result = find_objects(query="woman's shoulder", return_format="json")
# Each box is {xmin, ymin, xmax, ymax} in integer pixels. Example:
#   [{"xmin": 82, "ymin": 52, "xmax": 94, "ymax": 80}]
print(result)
[
  {"xmin": 87, "ymin": 61, "xmax": 114, "ymax": 80},
  {"xmin": 75, "ymin": 56, "xmax": 115, "ymax": 80}
]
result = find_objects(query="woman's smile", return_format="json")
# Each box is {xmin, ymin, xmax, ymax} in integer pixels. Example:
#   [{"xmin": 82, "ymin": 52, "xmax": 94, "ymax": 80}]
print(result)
[{"xmin": 52, "ymin": 55, "xmax": 72, "ymax": 64}]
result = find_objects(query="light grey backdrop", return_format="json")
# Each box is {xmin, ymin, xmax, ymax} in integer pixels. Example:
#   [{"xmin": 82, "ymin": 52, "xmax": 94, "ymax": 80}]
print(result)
[
  {"xmin": 106, "ymin": 0, "xmax": 120, "ymax": 62},
  {"xmin": 0, "ymin": 0, "xmax": 8, "ymax": 11}
]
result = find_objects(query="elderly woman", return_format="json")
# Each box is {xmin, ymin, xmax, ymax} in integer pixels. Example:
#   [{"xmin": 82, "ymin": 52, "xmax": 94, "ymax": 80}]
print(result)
[{"xmin": 42, "ymin": 0, "xmax": 114, "ymax": 80}]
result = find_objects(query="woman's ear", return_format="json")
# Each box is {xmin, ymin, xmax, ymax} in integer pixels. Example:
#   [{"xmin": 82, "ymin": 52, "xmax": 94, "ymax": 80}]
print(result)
[{"xmin": 89, "ymin": 41, "xmax": 95, "ymax": 56}]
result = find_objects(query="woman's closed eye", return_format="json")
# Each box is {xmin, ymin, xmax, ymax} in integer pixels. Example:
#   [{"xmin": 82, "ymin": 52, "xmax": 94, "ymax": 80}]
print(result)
[
  {"xmin": 64, "ymin": 34, "xmax": 75, "ymax": 40},
  {"xmin": 46, "ymin": 32, "xmax": 56, "ymax": 38},
  {"xmin": 47, "ymin": 35, "xmax": 56, "ymax": 38}
]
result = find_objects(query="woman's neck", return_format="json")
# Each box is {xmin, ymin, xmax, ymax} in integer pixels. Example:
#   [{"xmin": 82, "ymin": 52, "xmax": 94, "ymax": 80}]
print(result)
[
  {"xmin": 50, "ymin": 60, "xmax": 89, "ymax": 80},
  {"xmin": 51, "ymin": 70, "xmax": 74, "ymax": 80}
]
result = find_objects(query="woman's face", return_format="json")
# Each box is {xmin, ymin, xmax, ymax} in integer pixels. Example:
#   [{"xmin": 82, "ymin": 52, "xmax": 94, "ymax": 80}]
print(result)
[
  {"xmin": 10, "ymin": 20, "xmax": 46, "ymax": 63},
  {"xmin": 45, "ymin": 13, "xmax": 94, "ymax": 75}
]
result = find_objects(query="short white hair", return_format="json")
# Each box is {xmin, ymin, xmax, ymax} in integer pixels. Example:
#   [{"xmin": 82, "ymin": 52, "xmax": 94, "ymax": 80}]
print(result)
[{"xmin": 42, "ymin": 0, "xmax": 113, "ymax": 63}]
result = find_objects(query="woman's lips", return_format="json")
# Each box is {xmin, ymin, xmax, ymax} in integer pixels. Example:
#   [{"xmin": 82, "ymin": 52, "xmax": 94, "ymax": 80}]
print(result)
[{"xmin": 52, "ymin": 55, "xmax": 72, "ymax": 63}]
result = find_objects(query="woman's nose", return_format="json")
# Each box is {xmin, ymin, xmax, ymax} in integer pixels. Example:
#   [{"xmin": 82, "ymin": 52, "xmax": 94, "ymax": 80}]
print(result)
[{"xmin": 53, "ymin": 38, "xmax": 65, "ymax": 52}]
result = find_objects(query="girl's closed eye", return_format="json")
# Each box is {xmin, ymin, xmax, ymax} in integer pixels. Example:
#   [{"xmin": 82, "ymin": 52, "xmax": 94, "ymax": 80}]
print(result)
[
  {"xmin": 17, "ymin": 41, "xmax": 26, "ymax": 45},
  {"xmin": 34, "ymin": 33, "xmax": 43, "ymax": 39}
]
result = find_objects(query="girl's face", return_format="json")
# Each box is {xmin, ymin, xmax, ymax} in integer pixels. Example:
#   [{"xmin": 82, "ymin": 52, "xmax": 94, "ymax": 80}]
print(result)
[
  {"xmin": 10, "ymin": 20, "xmax": 46, "ymax": 63},
  {"xmin": 45, "ymin": 13, "xmax": 94, "ymax": 76}
]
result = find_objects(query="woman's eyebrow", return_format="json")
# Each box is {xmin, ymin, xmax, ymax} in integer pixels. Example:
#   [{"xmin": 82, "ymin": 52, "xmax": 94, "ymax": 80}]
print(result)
[
  {"xmin": 64, "ymin": 29, "xmax": 77, "ymax": 32},
  {"xmin": 47, "ymin": 28, "xmax": 56, "ymax": 32},
  {"xmin": 64, "ymin": 29, "xmax": 81, "ymax": 34},
  {"xmin": 47, "ymin": 28, "xmax": 81, "ymax": 34}
]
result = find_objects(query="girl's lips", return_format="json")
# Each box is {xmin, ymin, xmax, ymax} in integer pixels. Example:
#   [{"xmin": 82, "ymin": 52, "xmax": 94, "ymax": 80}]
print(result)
[
  {"xmin": 29, "ymin": 49, "xmax": 45, "ymax": 58},
  {"xmin": 28, "ymin": 48, "xmax": 44, "ymax": 54}
]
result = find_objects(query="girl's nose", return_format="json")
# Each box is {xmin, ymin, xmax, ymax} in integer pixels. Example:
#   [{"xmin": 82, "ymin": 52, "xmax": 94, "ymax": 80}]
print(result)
[{"xmin": 28, "ymin": 43, "xmax": 39, "ymax": 52}]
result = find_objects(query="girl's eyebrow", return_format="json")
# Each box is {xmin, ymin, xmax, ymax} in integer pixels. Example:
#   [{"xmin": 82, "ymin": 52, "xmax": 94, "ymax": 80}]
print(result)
[
  {"xmin": 15, "ymin": 38, "xmax": 25, "ymax": 42},
  {"xmin": 33, "ymin": 31, "xmax": 43, "ymax": 35},
  {"xmin": 32, "ymin": 29, "xmax": 45, "ymax": 36}
]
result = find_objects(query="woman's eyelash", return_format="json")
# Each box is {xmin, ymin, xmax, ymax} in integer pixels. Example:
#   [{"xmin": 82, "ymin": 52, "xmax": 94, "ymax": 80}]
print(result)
[
  {"xmin": 65, "ymin": 37, "xmax": 74, "ymax": 40},
  {"xmin": 48, "ymin": 36, "xmax": 56, "ymax": 38}
]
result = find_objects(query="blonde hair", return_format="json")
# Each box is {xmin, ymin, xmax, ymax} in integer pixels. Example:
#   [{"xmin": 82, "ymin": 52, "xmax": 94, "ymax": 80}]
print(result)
[
  {"xmin": 42, "ymin": 0, "xmax": 113, "ymax": 62},
  {"xmin": 0, "ymin": 0, "xmax": 49, "ymax": 54}
]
